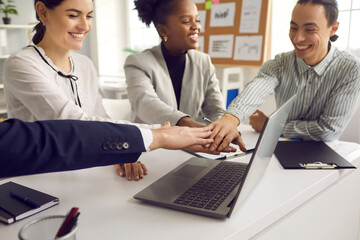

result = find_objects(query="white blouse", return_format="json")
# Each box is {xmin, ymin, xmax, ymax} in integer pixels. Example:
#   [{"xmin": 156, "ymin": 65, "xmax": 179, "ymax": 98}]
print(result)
[{"xmin": 3, "ymin": 46, "xmax": 155, "ymax": 149}]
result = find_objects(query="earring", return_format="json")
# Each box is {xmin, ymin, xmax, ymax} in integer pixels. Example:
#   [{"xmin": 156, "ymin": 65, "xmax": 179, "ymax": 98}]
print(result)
[
  {"xmin": 42, "ymin": 21, "xmax": 46, "ymax": 27},
  {"xmin": 164, "ymin": 36, "xmax": 168, "ymax": 42}
]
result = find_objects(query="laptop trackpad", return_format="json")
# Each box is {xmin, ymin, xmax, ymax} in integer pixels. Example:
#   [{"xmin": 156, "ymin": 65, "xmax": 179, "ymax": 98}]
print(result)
[
  {"xmin": 173, "ymin": 165, "xmax": 206, "ymax": 178},
  {"xmin": 134, "ymin": 158, "xmax": 218, "ymax": 203}
]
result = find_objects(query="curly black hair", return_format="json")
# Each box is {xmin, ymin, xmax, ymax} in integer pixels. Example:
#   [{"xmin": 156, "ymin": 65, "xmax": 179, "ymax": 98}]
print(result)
[{"xmin": 134, "ymin": 0, "xmax": 179, "ymax": 26}]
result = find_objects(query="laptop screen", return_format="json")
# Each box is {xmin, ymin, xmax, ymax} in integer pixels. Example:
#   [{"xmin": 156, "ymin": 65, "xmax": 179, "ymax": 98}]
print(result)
[{"xmin": 227, "ymin": 95, "xmax": 296, "ymax": 217}]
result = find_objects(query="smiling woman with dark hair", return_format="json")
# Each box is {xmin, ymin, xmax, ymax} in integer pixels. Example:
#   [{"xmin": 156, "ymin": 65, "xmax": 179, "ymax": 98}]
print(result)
[
  {"xmin": 3, "ymin": 0, "xmax": 158, "ymax": 181},
  {"xmin": 124, "ymin": 0, "xmax": 231, "ymax": 154}
]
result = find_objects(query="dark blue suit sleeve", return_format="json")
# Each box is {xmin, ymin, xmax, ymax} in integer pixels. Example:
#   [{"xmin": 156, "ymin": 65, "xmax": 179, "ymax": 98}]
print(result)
[{"xmin": 0, "ymin": 119, "xmax": 146, "ymax": 177}]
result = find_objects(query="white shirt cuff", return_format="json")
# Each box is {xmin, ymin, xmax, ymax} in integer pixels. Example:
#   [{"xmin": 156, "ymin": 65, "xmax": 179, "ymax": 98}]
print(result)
[{"xmin": 138, "ymin": 127, "xmax": 153, "ymax": 152}]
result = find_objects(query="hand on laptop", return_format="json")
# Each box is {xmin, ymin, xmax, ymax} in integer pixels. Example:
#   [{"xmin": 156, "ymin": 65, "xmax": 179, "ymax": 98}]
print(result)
[
  {"xmin": 249, "ymin": 110, "xmax": 267, "ymax": 132},
  {"xmin": 208, "ymin": 114, "xmax": 247, "ymax": 152}
]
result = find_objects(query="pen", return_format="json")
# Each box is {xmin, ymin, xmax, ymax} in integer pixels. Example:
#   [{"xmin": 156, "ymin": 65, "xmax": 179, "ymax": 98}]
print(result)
[
  {"xmin": 56, "ymin": 207, "xmax": 79, "ymax": 238},
  {"xmin": 9, "ymin": 191, "xmax": 40, "ymax": 209},
  {"xmin": 61, "ymin": 212, "xmax": 80, "ymax": 236},
  {"xmin": 202, "ymin": 116, "xmax": 212, "ymax": 125},
  {"xmin": 219, "ymin": 148, "xmax": 254, "ymax": 159}
]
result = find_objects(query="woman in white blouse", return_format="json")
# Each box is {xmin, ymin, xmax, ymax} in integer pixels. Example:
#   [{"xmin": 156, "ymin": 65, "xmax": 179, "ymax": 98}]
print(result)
[{"xmin": 3, "ymin": 0, "xmax": 151, "ymax": 181}]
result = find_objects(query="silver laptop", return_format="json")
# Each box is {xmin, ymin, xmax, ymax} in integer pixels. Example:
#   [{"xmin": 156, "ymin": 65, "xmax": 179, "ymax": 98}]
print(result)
[{"xmin": 134, "ymin": 95, "xmax": 296, "ymax": 219}]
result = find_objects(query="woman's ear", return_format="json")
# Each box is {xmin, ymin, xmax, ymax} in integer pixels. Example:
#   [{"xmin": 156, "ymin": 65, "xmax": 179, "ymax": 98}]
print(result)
[
  {"xmin": 157, "ymin": 24, "xmax": 168, "ymax": 40},
  {"xmin": 35, "ymin": 1, "xmax": 48, "ymax": 24}
]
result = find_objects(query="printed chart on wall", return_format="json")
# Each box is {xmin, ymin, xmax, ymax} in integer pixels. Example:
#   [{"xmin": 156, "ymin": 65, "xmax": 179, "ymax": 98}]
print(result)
[{"xmin": 195, "ymin": 0, "xmax": 272, "ymax": 66}]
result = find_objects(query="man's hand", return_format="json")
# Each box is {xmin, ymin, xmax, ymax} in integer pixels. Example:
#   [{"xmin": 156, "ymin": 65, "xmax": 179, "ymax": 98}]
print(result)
[
  {"xmin": 249, "ymin": 110, "xmax": 267, "ymax": 132},
  {"xmin": 114, "ymin": 162, "xmax": 147, "ymax": 181},
  {"xmin": 208, "ymin": 114, "xmax": 246, "ymax": 152},
  {"xmin": 149, "ymin": 122, "xmax": 213, "ymax": 150}
]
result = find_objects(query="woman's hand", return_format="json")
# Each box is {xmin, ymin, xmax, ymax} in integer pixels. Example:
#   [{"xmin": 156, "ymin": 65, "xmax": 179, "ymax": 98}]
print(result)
[{"xmin": 114, "ymin": 162, "xmax": 148, "ymax": 181}]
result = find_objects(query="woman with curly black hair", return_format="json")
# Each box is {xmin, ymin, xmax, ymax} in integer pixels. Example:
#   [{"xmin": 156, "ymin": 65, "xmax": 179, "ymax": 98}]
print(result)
[{"xmin": 124, "ymin": 0, "xmax": 232, "ymax": 154}]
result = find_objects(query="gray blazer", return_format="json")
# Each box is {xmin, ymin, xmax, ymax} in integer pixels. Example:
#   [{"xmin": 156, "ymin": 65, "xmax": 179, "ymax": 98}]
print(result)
[{"xmin": 124, "ymin": 45, "xmax": 225, "ymax": 126}]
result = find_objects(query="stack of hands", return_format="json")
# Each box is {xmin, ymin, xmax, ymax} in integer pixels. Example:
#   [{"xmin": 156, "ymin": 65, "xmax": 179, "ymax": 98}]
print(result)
[{"xmin": 116, "ymin": 109, "xmax": 267, "ymax": 181}]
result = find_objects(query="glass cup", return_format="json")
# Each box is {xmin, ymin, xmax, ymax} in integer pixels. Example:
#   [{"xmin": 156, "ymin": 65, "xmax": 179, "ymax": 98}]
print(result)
[{"xmin": 18, "ymin": 215, "xmax": 77, "ymax": 240}]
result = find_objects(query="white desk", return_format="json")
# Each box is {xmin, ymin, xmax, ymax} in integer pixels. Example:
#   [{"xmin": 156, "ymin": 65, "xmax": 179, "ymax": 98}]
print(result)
[{"xmin": 1, "ymin": 145, "xmax": 360, "ymax": 239}]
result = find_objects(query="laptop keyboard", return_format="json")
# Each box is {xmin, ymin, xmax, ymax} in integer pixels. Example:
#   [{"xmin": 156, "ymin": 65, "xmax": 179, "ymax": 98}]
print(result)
[{"xmin": 174, "ymin": 161, "xmax": 247, "ymax": 211}]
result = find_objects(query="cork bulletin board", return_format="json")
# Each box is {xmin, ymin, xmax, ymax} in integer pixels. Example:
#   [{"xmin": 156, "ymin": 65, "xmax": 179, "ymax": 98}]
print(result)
[{"xmin": 195, "ymin": 0, "xmax": 272, "ymax": 66}]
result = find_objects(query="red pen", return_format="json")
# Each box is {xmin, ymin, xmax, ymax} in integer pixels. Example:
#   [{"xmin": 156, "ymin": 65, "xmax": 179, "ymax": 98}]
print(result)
[
  {"xmin": 62, "ymin": 212, "xmax": 80, "ymax": 236},
  {"xmin": 55, "ymin": 207, "xmax": 79, "ymax": 238}
]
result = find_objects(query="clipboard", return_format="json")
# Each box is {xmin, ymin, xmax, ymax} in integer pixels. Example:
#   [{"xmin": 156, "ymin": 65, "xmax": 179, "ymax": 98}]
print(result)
[{"xmin": 274, "ymin": 141, "xmax": 356, "ymax": 169}]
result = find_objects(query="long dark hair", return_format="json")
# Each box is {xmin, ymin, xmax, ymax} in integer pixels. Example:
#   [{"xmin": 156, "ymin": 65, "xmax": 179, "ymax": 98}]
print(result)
[
  {"xmin": 32, "ymin": 0, "xmax": 65, "ymax": 44},
  {"xmin": 296, "ymin": 0, "xmax": 339, "ymax": 41}
]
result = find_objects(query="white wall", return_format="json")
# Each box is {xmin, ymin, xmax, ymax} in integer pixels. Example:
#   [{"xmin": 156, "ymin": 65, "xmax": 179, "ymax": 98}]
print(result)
[
  {"xmin": 5, "ymin": 0, "xmax": 36, "ymax": 25},
  {"xmin": 271, "ymin": 0, "xmax": 297, "ymax": 58},
  {"xmin": 92, "ymin": 0, "xmax": 128, "ymax": 77}
]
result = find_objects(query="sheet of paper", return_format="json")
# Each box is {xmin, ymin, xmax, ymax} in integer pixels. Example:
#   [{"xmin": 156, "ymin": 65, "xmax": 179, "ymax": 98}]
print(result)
[
  {"xmin": 210, "ymin": 3, "xmax": 236, "ymax": 27},
  {"xmin": 198, "ymin": 10, "xmax": 207, "ymax": 32},
  {"xmin": 233, "ymin": 35, "xmax": 263, "ymax": 61},
  {"xmin": 193, "ymin": 0, "xmax": 205, "ymax": 3},
  {"xmin": 192, "ymin": 143, "xmax": 239, "ymax": 160},
  {"xmin": 208, "ymin": 34, "xmax": 234, "ymax": 58},
  {"xmin": 326, "ymin": 141, "xmax": 360, "ymax": 160},
  {"xmin": 239, "ymin": 0, "xmax": 262, "ymax": 33}
]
